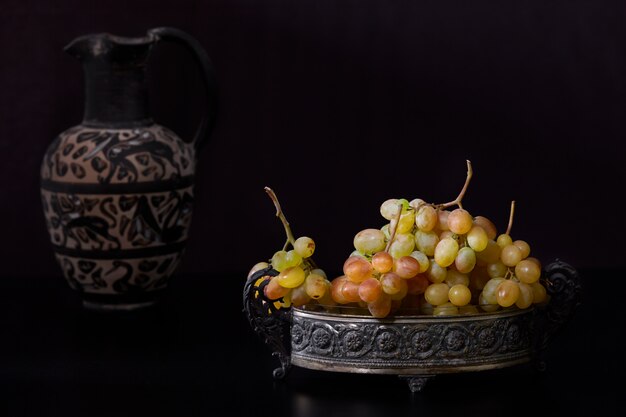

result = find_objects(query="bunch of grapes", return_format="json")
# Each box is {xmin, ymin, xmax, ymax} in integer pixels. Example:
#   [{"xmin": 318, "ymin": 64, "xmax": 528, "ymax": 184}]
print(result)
[
  {"xmin": 249, "ymin": 235, "xmax": 333, "ymax": 309},
  {"xmin": 327, "ymin": 161, "xmax": 549, "ymax": 318},
  {"xmin": 247, "ymin": 188, "xmax": 332, "ymax": 310}
]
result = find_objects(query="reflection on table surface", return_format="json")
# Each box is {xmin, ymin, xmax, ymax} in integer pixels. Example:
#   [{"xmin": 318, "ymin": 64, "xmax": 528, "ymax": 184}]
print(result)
[{"xmin": 0, "ymin": 271, "xmax": 622, "ymax": 417}]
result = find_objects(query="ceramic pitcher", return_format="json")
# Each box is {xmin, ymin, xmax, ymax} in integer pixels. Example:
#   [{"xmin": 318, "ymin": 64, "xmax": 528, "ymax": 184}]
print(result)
[{"xmin": 40, "ymin": 27, "xmax": 217, "ymax": 310}]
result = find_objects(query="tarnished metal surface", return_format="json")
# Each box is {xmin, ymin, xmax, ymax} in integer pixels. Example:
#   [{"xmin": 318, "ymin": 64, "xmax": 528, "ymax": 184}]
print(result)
[
  {"xmin": 243, "ymin": 260, "xmax": 582, "ymax": 392},
  {"xmin": 291, "ymin": 308, "xmax": 534, "ymax": 375},
  {"xmin": 243, "ymin": 267, "xmax": 291, "ymax": 379}
]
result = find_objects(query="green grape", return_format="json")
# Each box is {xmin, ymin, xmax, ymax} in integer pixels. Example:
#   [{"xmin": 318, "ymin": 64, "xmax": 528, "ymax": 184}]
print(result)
[
  {"xmin": 515, "ymin": 259, "xmax": 541, "ymax": 284},
  {"xmin": 343, "ymin": 255, "xmax": 374, "ymax": 283},
  {"xmin": 513, "ymin": 240, "xmax": 530, "ymax": 259},
  {"xmin": 305, "ymin": 273, "xmax": 328, "ymax": 299},
  {"xmin": 358, "ymin": 278, "xmax": 383, "ymax": 303},
  {"xmin": 448, "ymin": 208, "xmax": 473, "ymax": 235},
  {"xmin": 311, "ymin": 268, "xmax": 327, "ymax": 279},
  {"xmin": 531, "ymin": 282, "xmax": 548, "ymax": 304},
  {"xmin": 409, "ymin": 198, "xmax": 426, "ymax": 210},
  {"xmin": 416, "ymin": 205, "xmax": 438, "ymax": 232},
  {"xmin": 454, "ymin": 247, "xmax": 477, "ymax": 273},
  {"xmin": 434, "ymin": 237, "xmax": 459, "ymax": 267},
  {"xmin": 445, "ymin": 269, "xmax": 470, "ymax": 287},
  {"xmin": 354, "ymin": 228, "xmax": 387, "ymax": 254},
  {"xmin": 487, "ymin": 261, "xmax": 508, "ymax": 279},
  {"xmin": 264, "ymin": 276, "xmax": 291, "ymax": 300},
  {"xmin": 414, "ymin": 230, "xmax": 439, "ymax": 256},
  {"xmin": 285, "ymin": 250, "xmax": 302, "ymax": 268},
  {"xmin": 277, "ymin": 265, "xmax": 306, "ymax": 288},
  {"xmin": 380, "ymin": 272, "xmax": 408, "ymax": 295},
  {"xmin": 247, "ymin": 261, "xmax": 270, "ymax": 279},
  {"xmin": 433, "ymin": 302, "xmax": 459, "ymax": 316},
  {"xmin": 473, "ymin": 216, "xmax": 497, "ymax": 240},
  {"xmin": 476, "ymin": 240, "xmax": 501, "ymax": 265},
  {"xmin": 448, "ymin": 284, "xmax": 472, "ymax": 306},
  {"xmin": 391, "ymin": 211, "xmax": 415, "ymax": 234},
  {"xmin": 482, "ymin": 277, "xmax": 505, "ymax": 304},
  {"xmin": 439, "ymin": 230, "xmax": 455, "ymax": 240},
  {"xmin": 349, "ymin": 250, "xmax": 368, "ymax": 259},
  {"xmin": 372, "ymin": 251, "xmax": 394, "ymax": 273},
  {"xmin": 291, "ymin": 284, "xmax": 311, "ymax": 307},
  {"xmin": 467, "ymin": 225, "xmax": 488, "ymax": 252},
  {"xmin": 397, "ymin": 199, "xmax": 410, "ymax": 210},
  {"xmin": 496, "ymin": 233, "xmax": 513, "ymax": 248},
  {"xmin": 393, "ymin": 256, "xmax": 421, "ymax": 279},
  {"xmin": 381, "ymin": 224, "xmax": 391, "ymax": 240},
  {"xmin": 368, "ymin": 293, "xmax": 392, "ymax": 318},
  {"xmin": 409, "ymin": 250, "xmax": 430, "ymax": 273},
  {"xmin": 501, "ymin": 244, "xmax": 523, "ymax": 267},
  {"xmin": 515, "ymin": 282, "xmax": 533, "ymax": 309},
  {"xmin": 426, "ymin": 261, "xmax": 447, "ymax": 283},
  {"xmin": 424, "ymin": 283, "xmax": 450, "ymax": 306},
  {"xmin": 496, "ymin": 279, "xmax": 520, "ymax": 307},
  {"xmin": 271, "ymin": 250, "xmax": 289, "ymax": 272},
  {"xmin": 389, "ymin": 233, "xmax": 415, "ymax": 258},
  {"xmin": 317, "ymin": 286, "xmax": 337, "ymax": 307},
  {"xmin": 293, "ymin": 236, "xmax": 315, "ymax": 258},
  {"xmin": 380, "ymin": 198, "xmax": 401, "ymax": 220},
  {"xmin": 479, "ymin": 293, "xmax": 500, "ymax": 312},
  {"xmin": 526, "ymin": 257, "xmax": 542, "ymax": 269}
]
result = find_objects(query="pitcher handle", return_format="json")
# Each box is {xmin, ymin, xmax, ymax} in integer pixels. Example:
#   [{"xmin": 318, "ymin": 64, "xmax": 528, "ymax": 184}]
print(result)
[{"xmin": 149, "ymin": 27, "xmax": 217, "ymax": 152}]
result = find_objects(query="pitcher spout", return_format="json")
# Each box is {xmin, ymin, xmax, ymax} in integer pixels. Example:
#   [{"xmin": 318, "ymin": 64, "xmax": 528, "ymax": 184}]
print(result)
[
  {"xmin": 64, "ymin": 31, "xmax": 157, "ymax": 127},
  {"xmin": 64, "ymin": 34, "xmax": 108, "ymax": 61},
  {"xmin": 63, "ymin": 32, "xmax": 155, "ymax": 63}
]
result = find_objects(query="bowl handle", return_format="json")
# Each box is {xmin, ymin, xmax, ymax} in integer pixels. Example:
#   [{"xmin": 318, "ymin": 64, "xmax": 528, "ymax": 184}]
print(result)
[
  {"xmin": 243, "ymin": 267, "xmax": 292, "ymax": 379},
  {"xmin": 535, "ymin": 260, "xmax": 582, "ymax": 359}
]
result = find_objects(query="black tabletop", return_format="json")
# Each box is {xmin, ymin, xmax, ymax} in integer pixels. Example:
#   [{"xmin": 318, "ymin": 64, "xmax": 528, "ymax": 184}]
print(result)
[{"xmin": 0, "ymin": 268, "xmax": 622, "ymax": 417}]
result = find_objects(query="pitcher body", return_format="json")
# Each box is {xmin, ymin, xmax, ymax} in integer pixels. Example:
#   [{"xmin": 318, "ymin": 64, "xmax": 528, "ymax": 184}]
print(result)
[{"xmin": 40, "ymin": 28, "xmax": 216, "ymax": 310}]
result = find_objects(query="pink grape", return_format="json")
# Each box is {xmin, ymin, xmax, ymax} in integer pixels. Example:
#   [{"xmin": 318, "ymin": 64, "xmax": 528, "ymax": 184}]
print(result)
[
  {"xmin": 358, "ymin": 278, "xmax": 383, "ymax": 303},
  {"xmin": 448, "ymin": 208, "xmax": 473, "ymax": 235},
  {"xmin": 371, "ymin": 251, "xmax": 393, "ymax": 273},
  {"xmin": 394, "ymin": 256, "xmax": 421, "ymax": 279}
]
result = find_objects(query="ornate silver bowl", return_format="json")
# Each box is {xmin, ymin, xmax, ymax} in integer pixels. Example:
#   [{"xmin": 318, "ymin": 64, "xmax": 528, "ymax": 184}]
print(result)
[{"xmin": 243, "ymin": 260, "xmax": 581, "ymax": 392}]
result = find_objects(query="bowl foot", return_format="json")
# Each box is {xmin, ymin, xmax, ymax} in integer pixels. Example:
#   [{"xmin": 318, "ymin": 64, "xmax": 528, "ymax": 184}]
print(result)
[
  {"xmin": 80, "ymin": 291, "xmax": 165, "ymax": 312},
  {"xmin": 82, "ymin": 299, "xmax": 159, "ymax": 312},
  {"xmin": 399, "ymin": 375, "xmax": 434, "ymax": 393}
]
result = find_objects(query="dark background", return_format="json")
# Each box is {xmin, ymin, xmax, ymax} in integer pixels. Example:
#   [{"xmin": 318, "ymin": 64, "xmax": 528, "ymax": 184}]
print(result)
[
  {"xmin": 1, "ymin": 0, "xmax": 625, "ymax": 279},
  {"xmin": 0, "ymin": 1, "xmax": 625, "ymax": 416}
]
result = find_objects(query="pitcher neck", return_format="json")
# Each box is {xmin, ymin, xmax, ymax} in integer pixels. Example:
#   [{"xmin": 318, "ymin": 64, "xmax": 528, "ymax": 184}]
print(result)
[{"xmin": 82, "ymin": 62, "xmax": 153, "ymax": 128}]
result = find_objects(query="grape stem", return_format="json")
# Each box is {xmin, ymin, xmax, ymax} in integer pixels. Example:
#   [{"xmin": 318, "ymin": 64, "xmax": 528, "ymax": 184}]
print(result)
[
  {"xmin": 439, "ymin": 160, "xmax": 473, "ymax": 210},
  {"xmin": 384, "ymin": 203, "xmax": 404, "ymax": 252},
  {"xmin": 505, "ymin": 268, "xmax": 514, "ymax": 280},
  {"xmin": 506, "ymin": 200, "xmax": 516, "ymax": 235},
  {"xmin": 265, "ymin": 187, "xmax": 296, "ymax": 247},
  {"xmin": 264, "ymin": 186, "xmax": 318, "ymax": 269}
]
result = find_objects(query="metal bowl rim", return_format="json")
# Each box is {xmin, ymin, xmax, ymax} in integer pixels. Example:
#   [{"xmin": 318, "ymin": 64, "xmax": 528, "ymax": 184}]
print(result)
[{"xmin": 292, "ymin": 305, "xmax": 535, "ymax": 324}]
